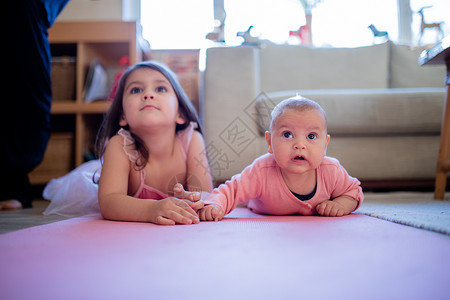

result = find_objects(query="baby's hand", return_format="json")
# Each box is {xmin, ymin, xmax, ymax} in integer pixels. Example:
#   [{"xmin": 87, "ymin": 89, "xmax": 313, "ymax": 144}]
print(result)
[
  {"xmin": 198, "ymin": 204, "xmax": 224, "ymax": 221},
  {"xmin": 316, "ymin": 200, "xmax": 346, "ymax": 217},
  {"xmin": 173, "ymin": 183, "xmax": 204, "ymax": 211},
  {"xmin": 316, "ymin": 196, "xmax": 358, "ymax": 217}
]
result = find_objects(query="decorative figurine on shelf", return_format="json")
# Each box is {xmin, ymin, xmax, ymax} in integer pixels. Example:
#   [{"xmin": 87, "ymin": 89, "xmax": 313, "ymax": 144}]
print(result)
[
  {"xmin": 206, "ymin": 19, "xmax": 225, "ymax": 43},
  {"xmin": 368, "ymin": 24, "xmax": 389, "ymax": 43},
  {"xmin": 291, "ymin": 0, "xmax": 318, "ymax": 46},
  {"xmin": 237, "ymin": 25, "xmax": 261, "ymax": 46},
  {"xmin": 417, "ymin": 6, "xmax": 443, "ymax": 44},
  {"xmin": 206, "ymin": 1, "xmax": 226, "ymax": 43},
  {"xmin": 108, "ymin": 56, "xmax": 130, "ymax": 101},
  {"xmin": 289, "ymin": 23, "xmax": 310, "ymax": 45}
]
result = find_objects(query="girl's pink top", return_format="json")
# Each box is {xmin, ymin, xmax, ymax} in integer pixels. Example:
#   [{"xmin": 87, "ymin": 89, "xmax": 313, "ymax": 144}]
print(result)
[
  {"xmin": 117, "ymin": 122, "xmax": 197, "ymax": 200},
  {"xmin": 205, "ymin": 153, "xmax": 364, "ymax": 216}
]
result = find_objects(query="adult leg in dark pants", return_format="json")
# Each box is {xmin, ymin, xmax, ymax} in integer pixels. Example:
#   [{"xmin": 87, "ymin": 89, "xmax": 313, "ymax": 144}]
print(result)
[{"xmin": 1, "ymin": 0, "xmax": 69, "ymax": 209}]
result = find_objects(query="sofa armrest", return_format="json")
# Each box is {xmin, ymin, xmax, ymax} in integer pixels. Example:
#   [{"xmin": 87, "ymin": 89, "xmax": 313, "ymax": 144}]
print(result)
[{"xmin": 202, "ymin": 46, "xmax": 265, "ymax": 182}]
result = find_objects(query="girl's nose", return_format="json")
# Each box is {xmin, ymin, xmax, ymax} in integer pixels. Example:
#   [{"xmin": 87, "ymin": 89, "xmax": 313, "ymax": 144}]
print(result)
[{"xmin": 144, "ymin": 95, "xmax": 154, "ymax": 100}]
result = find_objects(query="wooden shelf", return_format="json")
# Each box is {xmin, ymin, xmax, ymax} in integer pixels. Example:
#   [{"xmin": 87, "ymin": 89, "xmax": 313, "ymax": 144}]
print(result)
[
  {"xmin": 49, "ymin": 21, "xmax": 140, "ymax": 43},
  {"xmin": 51, "ymin": 101, "xmax": 111, "ymax": 114}
]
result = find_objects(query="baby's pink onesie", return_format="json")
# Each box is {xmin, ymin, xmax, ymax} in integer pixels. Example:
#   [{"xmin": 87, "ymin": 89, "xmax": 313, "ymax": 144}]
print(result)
[{"xmin": 205, "ymin": 153, "xmax": 363, "ymax": 216}]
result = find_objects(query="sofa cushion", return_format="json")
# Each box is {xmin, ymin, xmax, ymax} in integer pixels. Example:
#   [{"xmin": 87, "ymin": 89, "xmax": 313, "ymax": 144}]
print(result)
[
  {"xmin": 390, "ymin": 43, "xmax": 445, "ymax": 88},
  {"xmin": 326, "ymin": 135, "xmax": 440, "ymax": 180},
  {"xmin": 259, "ymin": 43, "xmax": 390, "ymax": 93},
  {"xmin": 255, "ymin": 88, "xmax": 445, "ymax": 135}
]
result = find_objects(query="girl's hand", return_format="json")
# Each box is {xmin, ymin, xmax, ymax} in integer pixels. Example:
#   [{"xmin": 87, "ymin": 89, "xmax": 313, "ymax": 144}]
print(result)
[
  {"xmin": 198, "ymin": 204, "xmax": 224, "ymax": 222},
  {"xmin": 173, "ymin": 183, "xmax": 204, "ymax": 211},
  {"xmin": 150, "ymin": 197, "xmax": 200, "ymax": 225}
]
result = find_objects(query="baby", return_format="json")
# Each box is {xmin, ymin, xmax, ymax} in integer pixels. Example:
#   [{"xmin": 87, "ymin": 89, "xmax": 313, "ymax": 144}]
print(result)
[{"xmin": 198, "ymin": 96, "xmax": 363, "ymax": 221}]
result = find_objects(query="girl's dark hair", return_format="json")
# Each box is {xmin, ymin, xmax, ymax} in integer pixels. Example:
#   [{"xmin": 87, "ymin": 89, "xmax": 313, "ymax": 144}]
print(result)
[{"xmin": 95, "ymin": 60, "xmax": 202, "ymax": 169}]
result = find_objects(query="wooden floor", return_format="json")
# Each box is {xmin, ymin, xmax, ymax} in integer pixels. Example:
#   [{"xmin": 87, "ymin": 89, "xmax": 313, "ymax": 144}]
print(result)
[{"xmin": 0, "ymin": 199, "xmax": 71, "ymax": 234}]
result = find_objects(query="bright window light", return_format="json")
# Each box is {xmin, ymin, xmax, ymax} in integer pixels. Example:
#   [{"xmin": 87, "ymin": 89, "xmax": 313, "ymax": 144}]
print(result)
[
  {"xmin": 224, "ymin": 0, "xmax": 305, "ymax": 46},
  {"xmin": 140, "ymin": 0, "xmax": 214, "ymax": 49},
  {"xmin": 140, "ymin": 0, "xmax": 450, "ymax": 49},
  {"xmin": 311, "ymin": 0, "xmax": 398, "ymax": 47}
]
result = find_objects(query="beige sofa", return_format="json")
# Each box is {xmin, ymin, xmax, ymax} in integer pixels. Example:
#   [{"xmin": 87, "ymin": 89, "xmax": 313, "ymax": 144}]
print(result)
[{"xmin": 201, "ymin": 41, "xmax": 446, "ymax": 186}]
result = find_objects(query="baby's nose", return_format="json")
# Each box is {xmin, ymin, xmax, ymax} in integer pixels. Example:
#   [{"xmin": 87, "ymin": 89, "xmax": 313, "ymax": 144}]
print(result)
[
  {"xmin": 293, "ymin": 140, "xmax": 306, "ymax": 149},
  {"xmin": 144, "ymin": 95, "xmax": 154, "ymax": 100}
]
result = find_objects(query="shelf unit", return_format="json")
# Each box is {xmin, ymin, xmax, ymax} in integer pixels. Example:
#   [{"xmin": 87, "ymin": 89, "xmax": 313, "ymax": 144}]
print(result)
[{"xmin": 29, "ymin": 21, "xmax": 145, "ymax": 184}]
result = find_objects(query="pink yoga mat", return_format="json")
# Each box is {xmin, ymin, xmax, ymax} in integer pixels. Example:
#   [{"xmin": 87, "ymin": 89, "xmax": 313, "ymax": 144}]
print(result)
[{"xmin": 1, "ymin": 208, "xmax": 449, "ymax": 300}]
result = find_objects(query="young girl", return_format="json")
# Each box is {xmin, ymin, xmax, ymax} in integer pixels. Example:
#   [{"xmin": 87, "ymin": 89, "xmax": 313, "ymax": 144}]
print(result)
[
  {"xmin": 197, "ymin": 96, "xmax": 363, "ymax": 221},
  {"xmin": 96, "ymin": 61, "xmax": 213, "ymax": 225}
]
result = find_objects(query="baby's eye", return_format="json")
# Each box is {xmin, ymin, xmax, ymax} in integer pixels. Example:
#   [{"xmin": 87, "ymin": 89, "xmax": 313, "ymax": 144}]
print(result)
[
  {"xmin": 307, "ymin": 133, "xmax": 317, "ymax": 140},
  {"xmin": 155, "ymin": 86, "xmax": 167, "ymax": 93},
  {"xmin": 130, "ymin": 87, "xmax": 143, "ymax": 94},
  {"xmin": 282, "ymin": 131, "xmax": 293, "ymax": 138}
]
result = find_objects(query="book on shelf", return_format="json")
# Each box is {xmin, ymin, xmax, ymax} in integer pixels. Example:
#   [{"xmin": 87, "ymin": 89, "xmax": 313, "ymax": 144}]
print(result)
[{"xmin": 83, "ymin": 60, "xmax": 110, "ymax": 103}]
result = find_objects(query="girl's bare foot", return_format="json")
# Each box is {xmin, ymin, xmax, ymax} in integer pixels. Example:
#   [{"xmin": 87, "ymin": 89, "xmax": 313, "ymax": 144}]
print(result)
[{"xmin": 0, "ymin": 200, "xmax": 23, "ymax": 210}]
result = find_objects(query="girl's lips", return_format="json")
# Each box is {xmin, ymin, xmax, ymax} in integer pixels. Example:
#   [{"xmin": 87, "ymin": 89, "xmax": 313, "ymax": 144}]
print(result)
[{"xmin": 140, "ymin": 105, "xmax": 159, "ymax": 111}]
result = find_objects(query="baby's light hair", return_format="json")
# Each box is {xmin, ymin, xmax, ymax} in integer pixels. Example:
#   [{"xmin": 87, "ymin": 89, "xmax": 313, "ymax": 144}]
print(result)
[{"xmin": 269, "ymin": 95, "xmax": 328, "ymax": 131}]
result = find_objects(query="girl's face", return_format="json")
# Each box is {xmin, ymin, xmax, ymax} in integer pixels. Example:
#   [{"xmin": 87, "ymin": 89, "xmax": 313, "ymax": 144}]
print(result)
[
  {"xmin": 119, "ymin": 68, "xmax": 184, "ymax": 133},
  {"xmin": 265, "ymin": 108, "xmax": 330, "ymax": 177}
]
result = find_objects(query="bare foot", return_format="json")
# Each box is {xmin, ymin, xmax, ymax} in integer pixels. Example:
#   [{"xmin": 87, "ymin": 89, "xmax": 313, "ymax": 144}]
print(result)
[{"xmin": 0, "ymin": 200, "xmax": 23, "ymax": 210}]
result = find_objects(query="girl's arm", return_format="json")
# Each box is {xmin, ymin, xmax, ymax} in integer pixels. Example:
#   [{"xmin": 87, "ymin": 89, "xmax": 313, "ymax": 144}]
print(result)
[
  {"xmin": 98, "ymin": 136, "xmax": 199, "ymax": 225},
  {"xmin": 186, "ymin": 131, "xmax": 214, "ymax": 194}
]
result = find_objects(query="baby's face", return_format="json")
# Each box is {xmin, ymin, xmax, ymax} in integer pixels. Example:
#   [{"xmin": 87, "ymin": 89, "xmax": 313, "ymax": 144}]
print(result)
[{"xmin": 265, "ymin": 108, "xmax": 330, "ymax": 177}]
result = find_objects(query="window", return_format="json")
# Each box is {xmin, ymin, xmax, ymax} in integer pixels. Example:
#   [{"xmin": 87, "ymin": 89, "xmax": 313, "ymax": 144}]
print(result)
[
  {"xmin": 140, "ymin": 0, "xmax": 214, "ymax": 49},
  {"xmin": 224, "ymin": 0, "xmax": 304, "ymax": 46},
  {"xmin": 140, "ymin": 0, "xmax": 449, "ymax": 49},
  {"xmin": 311, "ymin": 0, "xmax": 398, "ymax": 47}
]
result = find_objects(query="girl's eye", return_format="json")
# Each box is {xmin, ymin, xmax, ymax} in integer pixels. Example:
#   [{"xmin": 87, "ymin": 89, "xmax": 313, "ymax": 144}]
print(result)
[
  {"xmin": 156, "ymin": 86, "xmax": 167, "ymax": 93},
  {"xmin": 283, "ymin": 131, "xmax": 293, "ymax": 138},
  {"xmin": 130, "ymin": 87, "xmax": 143, "ymax": 94},
  {"xmin": 307, "ymin": 133, "xmax": 317, "ymax": 140}
]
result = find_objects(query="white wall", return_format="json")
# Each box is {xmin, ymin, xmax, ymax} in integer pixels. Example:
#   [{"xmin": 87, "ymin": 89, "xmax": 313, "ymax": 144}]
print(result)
[{"xmin": 56, "ymin": 0, "xmax": 140, "ymax": 22}]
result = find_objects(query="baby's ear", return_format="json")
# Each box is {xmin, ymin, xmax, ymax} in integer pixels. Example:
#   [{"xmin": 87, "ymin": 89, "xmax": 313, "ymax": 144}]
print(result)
[{"xmin": 265, "ymin": 131, "xmax": 273, "ymax": 154}]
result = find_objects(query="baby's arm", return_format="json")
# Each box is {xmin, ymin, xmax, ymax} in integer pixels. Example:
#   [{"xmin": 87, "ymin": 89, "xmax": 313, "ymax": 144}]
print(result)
[
  {"xmin": 98, "ymin": 136, "xmax": 199, "ymax": 225},
  {"xmin": 315, "ymin": 196, "xmax": 358, "ymax": 217},
  {"xmin": 316, "ymin": 159, "xmax": 363, "ymax": 217}
]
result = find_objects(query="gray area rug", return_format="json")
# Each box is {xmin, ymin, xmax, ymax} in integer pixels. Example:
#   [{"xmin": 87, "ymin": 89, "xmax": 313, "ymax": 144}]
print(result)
[{"xmin": 357, "ymin": 192, "xmax": 450, "ymax": 235}]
